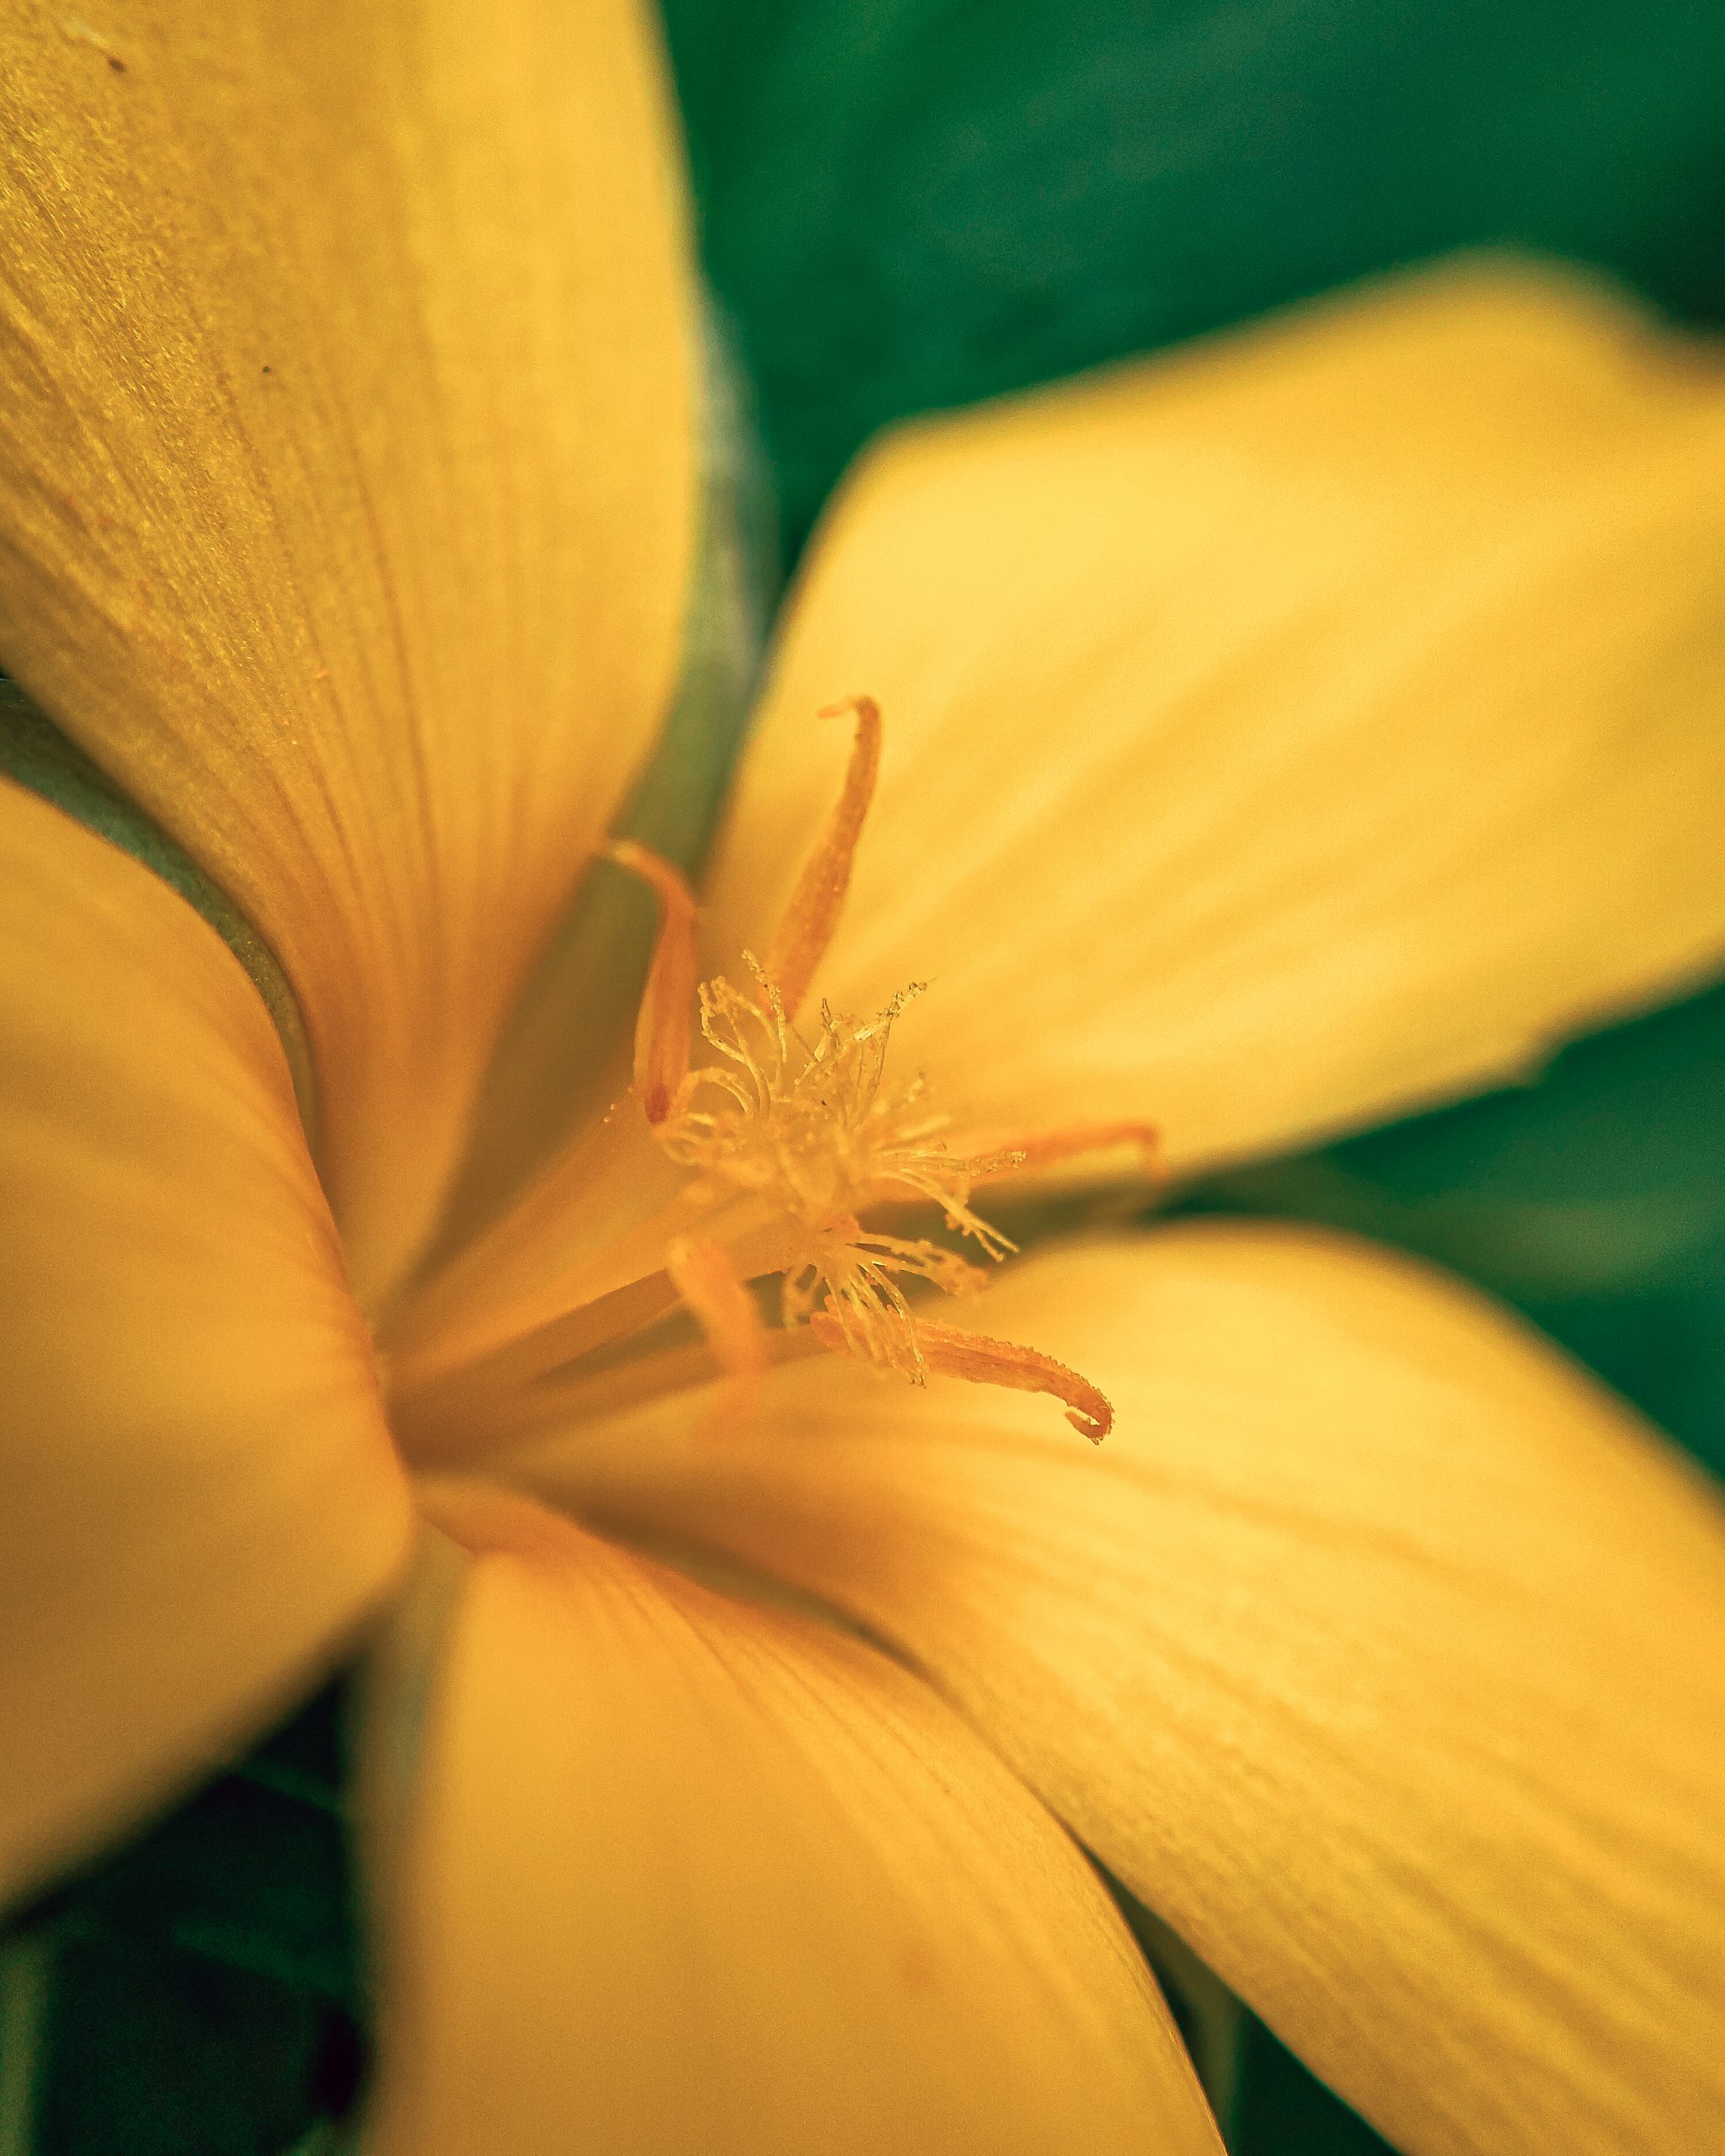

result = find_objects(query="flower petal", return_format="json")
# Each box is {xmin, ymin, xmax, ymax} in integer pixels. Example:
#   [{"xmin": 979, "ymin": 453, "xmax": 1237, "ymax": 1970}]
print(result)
[
  {"xmin": 702, "ymin": 260, "xmax": 1725, "ymax": 1177},
  {"xmin": 535, "ymin": 1227, "xmax": 1725, "ymax": 2155},
  {"xmin": 0, "ymin": 0, "xmax": 696, "ymax": 1302},
  {"xmin": 0, "ymin": 782, "xmax": 412, "ymax": 1904},
  {"xmin": 360, "ymin": 1482, "xmax": 1221, "ymax": 2156}
]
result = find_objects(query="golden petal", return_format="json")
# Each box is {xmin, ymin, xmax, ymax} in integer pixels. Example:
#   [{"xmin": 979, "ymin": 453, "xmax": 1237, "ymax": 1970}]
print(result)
[
  {"xmin": 0, "ymin": 783, "xmax": 412, "ymax": 1903},
  {"xmin": 536, "ymin": 1225, "xmax": 1725, "ymax": 2154},
  {"xmin": 0, "ymin": 0, "xmax": 696, "ymax": 1303},
  {"xmin": 358, "ymin": 1482, "xmax": 1222, "ymax": 2156},
  {"xmin": 702, "ymin": 260, "xmax": 1725, "ymax": 1179}
]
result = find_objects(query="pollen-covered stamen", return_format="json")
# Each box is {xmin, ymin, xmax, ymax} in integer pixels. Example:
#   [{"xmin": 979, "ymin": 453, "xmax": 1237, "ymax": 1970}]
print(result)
[
  {"xmin": 861, "ymin": 1139, "xmax": 1023, "ymax": 1257},
  {"xmin": 606, "ymin": 839, "xmax": 698, "ymax": 1125},
  {"xmin": 601, "ymin": 705, "xmax": 1127, "ymax": 1444},
  {"xmin": 650, "ymin": 970, "xmax": 1011, "ymax": 1374},
  {"xmin": 759, "ymin": 695, "xmax": 881, "ymax": 1022},
  {"xmin": 811, "ymin": 1310, "xmax": 1114, "ymax": 1443},
  {"xmin": 782, "ymin": 1225, "xmax": 991, "ymax": 1378}
]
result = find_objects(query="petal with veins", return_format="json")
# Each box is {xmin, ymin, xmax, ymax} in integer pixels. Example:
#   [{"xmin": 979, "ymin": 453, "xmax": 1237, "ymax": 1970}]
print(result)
[
  {"xmin": 702, "ymin": 260, "xmax": 1725, "ymax": 1181},
  {"xmin": 532, "ymin": 1225, "xmax": 1725, "ymax": 2156},
  {"xmin": 0, "ymin": 782, "xmax": 411, "ymax": 1903},
  {"xmin": 0, "ymin": 0, "xmax": 696, "ymax": 1305},
  {"xmin": 360, "ymin": 1482, "xmax": 1222, "ymax": 2156}
]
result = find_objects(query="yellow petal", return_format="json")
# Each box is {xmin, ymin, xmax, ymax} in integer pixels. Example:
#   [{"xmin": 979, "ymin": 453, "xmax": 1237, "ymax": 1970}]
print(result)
[
  {"xmin": 534, "ymin": 1228, "xmax": 1725, "ymax": 2156},
  {"xmin": 0, "ymin": 782, "xmax": 412, "ymax": 1903},
  {"xmin": 360, "ymin": 1482, "xmax": 1221, "ymax": 2156},
  {"xmin": 0, "ymin": 0, "xmax": 696, "ymax": 1303},
  {"xmin": 702, "ymin": 260, "xmax": 1725, "ymax": 1178}
]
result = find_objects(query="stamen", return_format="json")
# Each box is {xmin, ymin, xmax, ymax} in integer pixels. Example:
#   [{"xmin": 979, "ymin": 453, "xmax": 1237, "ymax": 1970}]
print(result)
[
  {"xmin": 583, "ymin": 703, "xmax": 1139, "ymax": 1449},
  {"xmin": 782, "ymin": 1227, "xmax": 992, "ymax": 1378},
  {"xmin": 811, "ymin": 1311, "xmax": 1113, "ymax": 1443},
  {"xmin": 760, "ymin": 696, "xmax": 882, "ymax": 1021},
  {"xmin": 953, "ymin": 1118, "xmax": 1162, "ymax": 1186},
  {"xmin": 606, "ymin": 840, "xmax": 698, "ymax": 1124},
  {"xmin": 664, "ymin": 1234, "xmax": 768, "ymax": 1438}
]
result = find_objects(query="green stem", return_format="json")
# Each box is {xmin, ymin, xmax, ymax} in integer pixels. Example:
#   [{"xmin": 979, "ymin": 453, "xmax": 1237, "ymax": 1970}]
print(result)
[{"xmin": 0, "ymin": 1924, "xmax": 54, "ymax": 2156}]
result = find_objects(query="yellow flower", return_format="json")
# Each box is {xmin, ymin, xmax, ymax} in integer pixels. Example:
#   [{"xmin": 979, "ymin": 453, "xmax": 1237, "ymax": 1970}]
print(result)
[{"xmin": 3, "ymin": 4, "xmax": 1725, "ymax": 2153}]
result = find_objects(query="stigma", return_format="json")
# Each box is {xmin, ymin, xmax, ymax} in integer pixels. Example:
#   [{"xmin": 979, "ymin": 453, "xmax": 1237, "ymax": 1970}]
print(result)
[{"xmin": 609, "ymin": 698, "xmax": 1157, "ymax": 1444}]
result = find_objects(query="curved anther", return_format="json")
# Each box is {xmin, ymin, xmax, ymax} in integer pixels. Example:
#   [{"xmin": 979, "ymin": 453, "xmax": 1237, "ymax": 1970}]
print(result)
[
  {"xmin": 761, "ymin": 696, "xmax": 882, "ymax": 1022},
  {"xmin": 809, "ymin": 1310, "xmax": 1113, "ymax": 1443},
  {"xmin": 605, "ymin": 840, "xmax": 698, "ymax": 1124},
  {"xmin": 665, "ymin": 1234, "xmax": 769, "ymax": 1438}
]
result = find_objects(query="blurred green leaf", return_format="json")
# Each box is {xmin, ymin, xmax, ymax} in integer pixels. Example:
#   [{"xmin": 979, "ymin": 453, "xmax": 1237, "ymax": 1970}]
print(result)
[
  {"xmin": 1105, "ymin": 1875, "xmax": 1247, "ymax": 2137},
  {"xmin": 29, "ymin": 1936, "xmax": 343, "ymax": 2156},
  {"xmin": 0, "ymin": 1686, "xmax": 363, "ymax": 2156},
  {"xmin": 1232, "ymin": 2020, "xmax": 1400, "ymax": 2154},
  {"xmin": 665, "ymin": 0, "xmax": 1725, "ymax": 549}
]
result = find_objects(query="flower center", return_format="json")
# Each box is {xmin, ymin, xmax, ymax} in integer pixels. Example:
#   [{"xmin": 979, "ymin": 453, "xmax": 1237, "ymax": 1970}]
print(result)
[
  {"xmin": 382, "ymin": 699, "xmax": 1157, "ymax": 1465},
  {"xmin": 604, "ymin": 697, "xmax": 1159, "ymax": 1444}
]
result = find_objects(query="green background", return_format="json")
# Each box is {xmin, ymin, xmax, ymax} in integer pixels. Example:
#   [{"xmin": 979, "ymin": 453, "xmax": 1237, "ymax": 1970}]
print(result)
[
  {"xmin": 666, "ymin": 0, "xmax": 1725, "ymax": 552},
  {"xmin": 5, "ymin": 2, "xmax": 1724, "ymax": 2148}
]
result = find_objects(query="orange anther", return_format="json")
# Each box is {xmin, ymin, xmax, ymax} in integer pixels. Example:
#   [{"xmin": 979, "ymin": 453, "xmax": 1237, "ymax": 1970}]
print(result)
[
  {"xmin": 761, "ymin": 696, "xmax": 882, "ymax": 1021},
  {"xmin": 606, "ymin": 840, "xmax": 698, "ymax": 1124},
  {"xmin": 809, "ymin": 1310, "xmax": 1112, "ymax": 1443},
  {"xmin": 665, "ymin": 1234, "xmax": 769, "ymax": 1438}
]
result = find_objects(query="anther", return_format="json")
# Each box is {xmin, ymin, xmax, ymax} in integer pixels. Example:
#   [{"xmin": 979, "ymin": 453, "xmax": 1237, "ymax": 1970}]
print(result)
[{"xmin": 811, "ymin": 1311, "xmax": 1113, "ymax": 1443}]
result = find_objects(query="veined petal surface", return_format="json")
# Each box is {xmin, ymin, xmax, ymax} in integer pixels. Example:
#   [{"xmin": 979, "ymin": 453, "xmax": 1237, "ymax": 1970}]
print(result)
[
  {"xmin": 0, "ymin": 0, "xmax": 696, "ymax": 1302},
  {"xmin": 536, "ymin": 1226, "xmax": 1725, "ymax": 2156},
  {"xmin": 703, "ymin": 261, "xmax": 1725, "ymax": 1177},
  {"xmin": 360, "ymin": 1484, "xmax": 1220, "ymax": 2156},
  {"xmin": 0, "ymin": 783, "xmax": 411, "ymax": 1904}
]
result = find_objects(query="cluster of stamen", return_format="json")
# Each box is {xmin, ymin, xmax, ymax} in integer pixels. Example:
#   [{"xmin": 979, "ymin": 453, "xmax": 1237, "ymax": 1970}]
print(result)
[
  {"xmin": 656, "ymin": 966, "xmax": 1022, "ymax": 1379},
  {"xmin": 607, "ymin": 697, "xmax": 1158, "ymax": 1444}
]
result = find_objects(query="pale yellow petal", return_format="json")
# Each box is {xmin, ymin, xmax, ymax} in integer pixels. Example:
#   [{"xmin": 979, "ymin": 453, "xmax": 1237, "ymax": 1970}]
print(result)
[
  {"xmin": 0, "ymin": 782, "xmax": 412, "ymax": 1904},
  {"xmin": 702, "ymin": 260, "xmax": 1725, "ymax": 1179},
  {"xmin": 0, "ymin": 0, "xmax": 696, "ymax": 1304},
  {"xmin": 536, "ymin": 1227, "xmax": 1725, "ymax": 2156},
  {"xmin": 360, "ymin": 1482, "xmax": 1220, "ymax": 2156}
]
